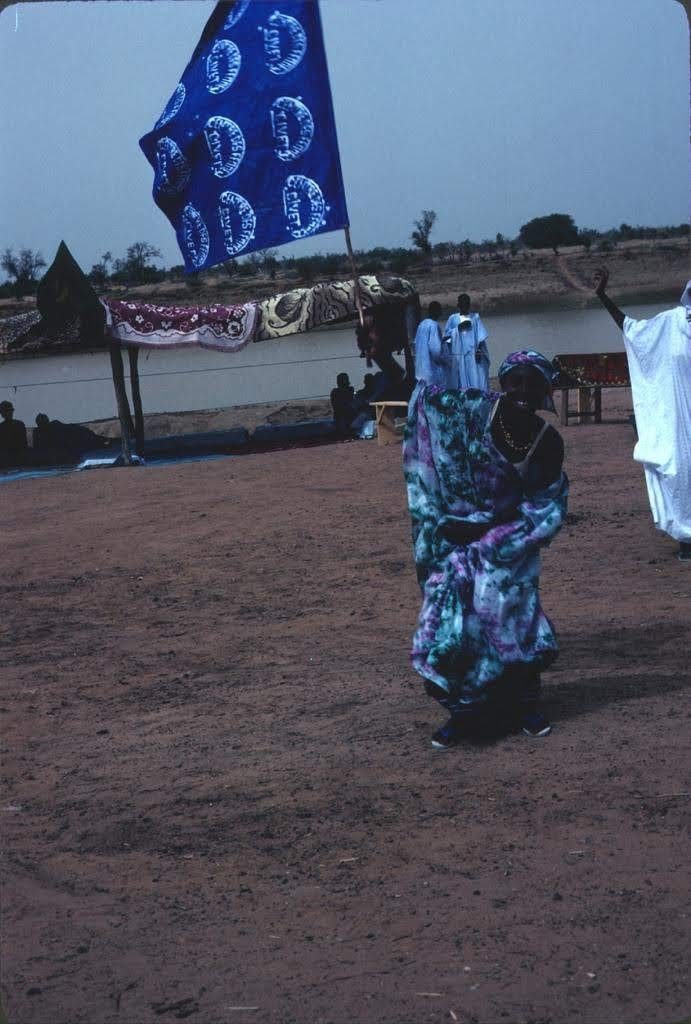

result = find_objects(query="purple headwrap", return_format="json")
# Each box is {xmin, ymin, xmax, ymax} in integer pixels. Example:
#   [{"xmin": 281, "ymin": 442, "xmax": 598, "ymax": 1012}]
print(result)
[{"xmin": 497, "ymin": 349, "xmax": 557, "ymax": 413}]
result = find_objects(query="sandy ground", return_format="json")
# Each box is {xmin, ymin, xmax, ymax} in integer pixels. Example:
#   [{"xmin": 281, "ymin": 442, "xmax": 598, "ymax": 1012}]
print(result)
[{"xmin": 1, "ymin": 390, "xmax": 690, "ymax": 1024}]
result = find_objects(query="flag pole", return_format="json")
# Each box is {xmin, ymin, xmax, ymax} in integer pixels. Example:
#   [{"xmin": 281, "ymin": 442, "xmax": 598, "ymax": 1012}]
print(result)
[{"xmin": 343, "ymin": 225, "xmax": 364, "ymax": 326}]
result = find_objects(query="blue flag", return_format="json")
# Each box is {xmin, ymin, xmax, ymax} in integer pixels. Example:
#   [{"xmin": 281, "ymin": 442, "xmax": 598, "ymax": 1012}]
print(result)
[{"xmin": 140, "ymin": 0, "xmax": 349, "ymax": 273}]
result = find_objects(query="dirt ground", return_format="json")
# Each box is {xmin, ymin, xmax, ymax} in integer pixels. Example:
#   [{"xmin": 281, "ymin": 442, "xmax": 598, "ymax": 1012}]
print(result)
[{"xmin": 1, "ymin": 390, "xmax": 689, "ymax": 1024}]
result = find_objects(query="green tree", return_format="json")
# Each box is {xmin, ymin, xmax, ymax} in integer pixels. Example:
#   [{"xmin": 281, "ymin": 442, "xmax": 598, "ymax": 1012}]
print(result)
[
  {"xmin": 115, "ymin": 241, "xmax": 163, "ymax": 283},
  {"xmin": 243, "ymin": 251, "xmax": 264, "ymax": 275},
  {"xmin": 433, "ymin": 241, "xmax": 458, "ymax": 264},
  {"xmin": 388, "ymin": 248, "xmax": 412, "ymax": 274},
  {"xmin": 88, "ymin": 250, "xmax": 113, "ymax": 287},
  {"xmin": 411, "ymin": 209, "xmax": 437, "ymax": 258},
  {"xmin": 258, "ymin": 248, "xmax": 280, "ymax": 279},
  {"xmin": 460, "ymin": 239, "xmax": 474, "ymax": 263},
  {"xmin": 292, "ymin": 256, "xmax": 316, "ymax": 283},
  {"xmin": 518, "ymin": 213, "xmax": 580, "ymax": 254},
  {"xmin": 319, "ymin": 253, "xmax": 343, "ymax": 277},
  {"xmin": 1, "ymin": 247, "xmax": 46, "ymax": 296},
  {"xmin": 220, "ymin": 258, "xmax": 238, "ymax": 278},
  {"xmin": 237, "ymin": 259, "xmax": 256, "ymax": 278},
  {"xmin": 89, "ymin": 262, "xmax": 107, "ymax": 287}
]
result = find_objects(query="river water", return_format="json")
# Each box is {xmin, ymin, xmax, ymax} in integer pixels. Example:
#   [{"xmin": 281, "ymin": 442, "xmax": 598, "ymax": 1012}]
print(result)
[{"xmin": 1, "ymin": 302, "xmax": 663, "ymax": 425}]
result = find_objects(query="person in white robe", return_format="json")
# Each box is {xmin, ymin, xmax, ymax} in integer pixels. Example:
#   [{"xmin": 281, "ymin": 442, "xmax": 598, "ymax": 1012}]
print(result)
[
  {"xmin": 414, "ymin": 301, "xmax": 452, "ymax": 388},
  {"xmin": 594, "ymin": 268, "xmax": 691, "ymax": 561},
  {"xmin": 444, "ymin": 293, "xmax": 490, "ymax": 390},
  {"xmin": 447, "ymin": 316, "xmax": 490, "ymax": 390}
]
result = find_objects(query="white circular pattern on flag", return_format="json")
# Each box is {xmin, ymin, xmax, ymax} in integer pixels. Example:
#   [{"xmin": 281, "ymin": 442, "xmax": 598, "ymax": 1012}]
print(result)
[
  {"xmin": 270, "ymin": 97, "xmax": 314, "ymax": 162},
  {"xmin": 223, "ymin": 0, "xmax": 250, "ymax": 30},
  {"xmin": 207, "ymin": 38, "xmax": 242, "ymax": 94},
  {"xmin": 282, "ymin": 175, "xmax": 326, "ymax": 238},
  {"xmin": 204, "ymin": 116, "xmax": 246, "ymax": 178},
  {"xmin": 182, "ymin": 204, "xmax": 210, "ymax": 269},
  {"xmin": 263, "ymin": 12, "xmax": 307, "ymax": 76},
  {"xmin": 155, "ymin": 83, "xmax": 186, "ymax": 130},
  {"xmin": 218, "ymin": 191, "xmax": 256, "ymax": 256},
  {"xmin": 155, "ymin": 137, "xmax": 191, "ymax": 196}
]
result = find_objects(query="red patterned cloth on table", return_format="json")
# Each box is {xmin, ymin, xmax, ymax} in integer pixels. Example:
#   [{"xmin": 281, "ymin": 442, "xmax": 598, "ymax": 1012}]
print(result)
[{"xmin": 104, "ymin": 299, "xmax": 257, "ymax": 352}]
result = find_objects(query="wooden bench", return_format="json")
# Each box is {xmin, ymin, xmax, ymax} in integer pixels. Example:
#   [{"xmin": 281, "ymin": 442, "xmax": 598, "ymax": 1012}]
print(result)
[
  {"xmin": 370, "ymin": 400, "xmax": 409, "ymax": 446},
  {"xmin": 553, "ymin": 353, "xmax": 630, "ymax": 426}
]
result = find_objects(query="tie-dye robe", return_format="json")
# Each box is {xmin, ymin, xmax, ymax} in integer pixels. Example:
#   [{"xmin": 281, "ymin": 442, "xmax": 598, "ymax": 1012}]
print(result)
[{"xmin": 403, "ymin": 385, "xmax": 568, "ymax": 710}]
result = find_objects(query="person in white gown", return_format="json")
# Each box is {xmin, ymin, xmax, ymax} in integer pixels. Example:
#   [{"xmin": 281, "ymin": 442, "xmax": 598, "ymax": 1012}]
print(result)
[
  {"xmin": 414, "ymin": 301, "xmax": 452, "ymax": 388},
  {"xmin": 444, "ymin": 293, "xmax": 490, "ymax": 390},
  {"xmin": 594, "ymin": 268, "xmax": 691, "ymax": 561}
]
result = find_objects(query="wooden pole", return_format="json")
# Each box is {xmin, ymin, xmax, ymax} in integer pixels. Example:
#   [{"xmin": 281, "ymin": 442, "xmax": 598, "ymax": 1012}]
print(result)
[
  {"xmin": 109, "ymin": 342, "xmax": 133, "ymax": 465},
  {"xmin": 344, "ymin": 225, "xmax": 364, "ymax": 326},
  {"xmin": 128, "ymin": 346, "xmax": 145, "ymax": 455}
]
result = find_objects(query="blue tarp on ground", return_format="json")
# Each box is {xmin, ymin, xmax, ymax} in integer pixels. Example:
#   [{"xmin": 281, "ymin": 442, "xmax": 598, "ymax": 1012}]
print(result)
[{"xmin": 0, "ymin": 419, "xmax": 344, "ymax": 483}]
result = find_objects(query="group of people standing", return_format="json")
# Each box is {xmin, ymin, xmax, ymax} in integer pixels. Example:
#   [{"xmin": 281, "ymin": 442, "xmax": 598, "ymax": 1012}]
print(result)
[{"xmin": 414, "ymin": 292, "xmax": 490, "ymax": 392}]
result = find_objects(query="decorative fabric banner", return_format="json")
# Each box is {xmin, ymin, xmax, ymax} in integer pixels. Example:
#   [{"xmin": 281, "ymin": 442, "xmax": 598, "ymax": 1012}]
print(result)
[
  {"xmin": 2, "ymin": 276, "xmax": 418, "ymax": 360},
  {"xmin": 0, "ymin": 310, "xmax": 43, "ymax": 358},
  {"xmin": 139, "ymin": 0, "xmax": 349, "ymax": 273},
  {"xmin": 254, "ymin": 274, "xmax": 418, "ymax": 341},
  {"xmin": 104, "ymin": 299, "xmax": 257, "ymax": 353}
]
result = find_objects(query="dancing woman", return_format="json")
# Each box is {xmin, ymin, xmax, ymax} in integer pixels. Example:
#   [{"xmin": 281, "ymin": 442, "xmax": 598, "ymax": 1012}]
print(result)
[{"xmin": 403, "ymin": 350, "xmax": 568, "ymax": 748}]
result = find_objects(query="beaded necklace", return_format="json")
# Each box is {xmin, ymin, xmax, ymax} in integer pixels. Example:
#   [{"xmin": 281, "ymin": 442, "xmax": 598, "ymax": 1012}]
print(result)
[{"xmin": 496, "ymin": 403, "xmax": 537, "ymax": 456}]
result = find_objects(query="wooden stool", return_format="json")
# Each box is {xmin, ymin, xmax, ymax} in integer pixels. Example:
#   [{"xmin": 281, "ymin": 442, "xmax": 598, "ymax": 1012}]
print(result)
[
  {"xmin": 559, "ymin": 385, "xmax": 604, "ymax": 425},
  {"xmin": 370, "ymin": 401, "xmax": 409, "ymax": 446}
]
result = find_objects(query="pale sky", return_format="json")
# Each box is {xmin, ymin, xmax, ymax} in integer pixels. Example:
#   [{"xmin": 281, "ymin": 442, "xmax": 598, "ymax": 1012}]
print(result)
[{"xmin": 0, "ymin": 0, "xmax": 688, "ymax": 276}]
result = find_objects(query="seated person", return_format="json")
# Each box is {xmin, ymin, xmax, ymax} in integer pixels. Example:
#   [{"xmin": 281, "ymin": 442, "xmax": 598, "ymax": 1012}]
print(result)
[
  {"xmin": 32, "ymin": 414, "xmax": 56, "ymax": 453},
  {"xmin": 0, "ymin": 401, "xmax": 29, "ymax": 468},
  {"xmin": 367, "ymin": 371, "xmax": 391, "ymax": 402},
  {"xmin": 33, "ymin": 413, "xmax": 111, "ymax": 456},
  {"xmin": 349, "ymin": 373, "xmax": 381, "ymax": 436},
  {"xmin": 330, "ymin": 373, "xmax": 356, "ymax": 436},
  {"xmin": 353, "ymin": 373, "xmax": 377, "ymax": 416}
]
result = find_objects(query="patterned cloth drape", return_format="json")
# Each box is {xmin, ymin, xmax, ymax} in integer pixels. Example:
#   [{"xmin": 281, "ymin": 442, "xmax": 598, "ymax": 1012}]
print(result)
[
  {"xmin": 104, "ymin": 299, "xmax": 257, "ymax": 352},
  {"xmin": 1, "ymin": 276, "xmax": 417, "ymax": 358}
]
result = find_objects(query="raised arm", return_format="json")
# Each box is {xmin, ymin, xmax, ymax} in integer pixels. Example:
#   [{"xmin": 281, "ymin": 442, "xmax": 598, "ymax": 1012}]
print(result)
[{"xmin": 593, "ymin": 267, "xmax": 625, "ymax": 330}]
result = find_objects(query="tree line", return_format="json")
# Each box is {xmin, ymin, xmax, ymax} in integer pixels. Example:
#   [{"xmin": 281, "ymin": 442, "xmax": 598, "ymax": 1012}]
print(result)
[{"xmin": 1, "ymin": 214, "xmax": 687, "ymax": 297}]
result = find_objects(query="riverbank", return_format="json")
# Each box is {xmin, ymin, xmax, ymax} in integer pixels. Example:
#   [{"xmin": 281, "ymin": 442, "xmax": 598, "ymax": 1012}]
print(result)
[
  {"xmin": 111, "ymin": 236, "xmax": 689, "ymax": 315},
  {"xmin": 1, "ymin": 236, "xmax": 686, "ymax": 322},
  {"xmin": 2, "ymin": 390, "xmax": 688, "ymax": 1024},
  {"xmin": 407, "ymin": 239, "xmax": 687, "ymax": 315}
]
